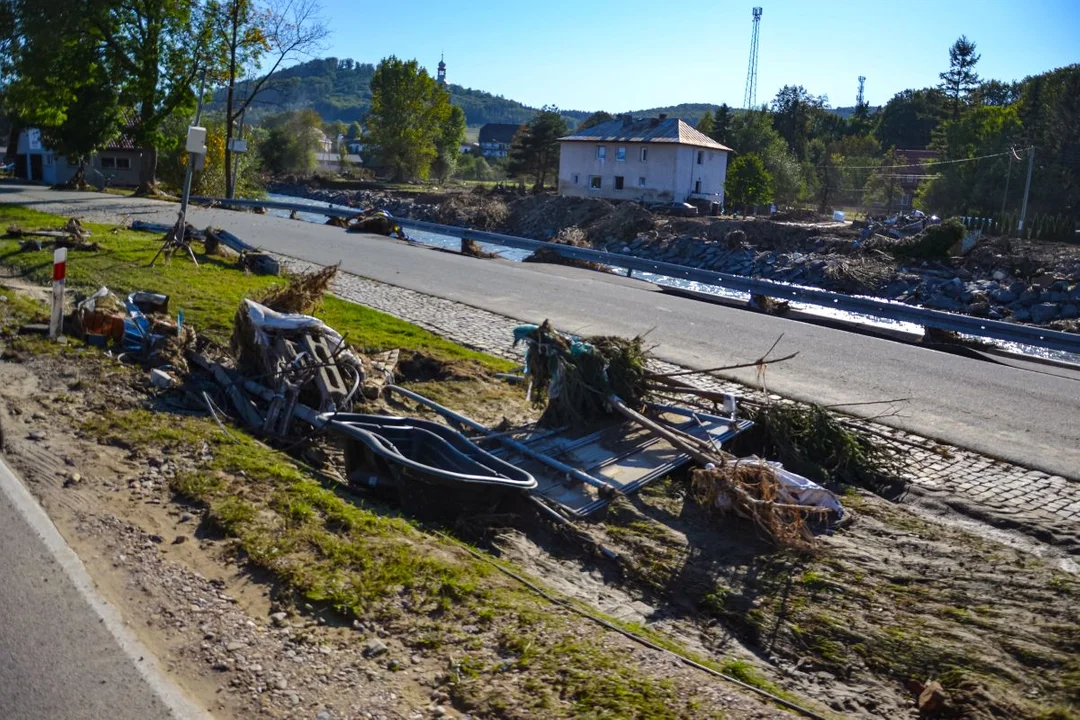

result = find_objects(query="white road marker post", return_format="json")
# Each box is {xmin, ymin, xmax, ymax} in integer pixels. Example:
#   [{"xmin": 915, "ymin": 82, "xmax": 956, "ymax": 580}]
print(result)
[{"xmin": 49, "ymin": 247, "xmax": 67, "ymax": 340}]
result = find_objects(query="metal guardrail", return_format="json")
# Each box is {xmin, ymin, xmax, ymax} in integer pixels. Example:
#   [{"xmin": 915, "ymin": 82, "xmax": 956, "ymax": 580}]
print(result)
[{"xmin": 192, "ymin": 196, "xmax": 1080, "ymax": 355}]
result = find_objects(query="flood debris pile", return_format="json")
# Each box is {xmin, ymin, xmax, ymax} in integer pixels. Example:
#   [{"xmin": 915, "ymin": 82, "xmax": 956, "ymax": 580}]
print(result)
[
  {"xmin": 745, "ymin": 402, "xmax": 910, "ymax": 497},
  {"xmin": 513, "ymin": 320, "xmax": 648, "ymax": 428},
  {"xmin": 6, "ymin": 217, "xmax": 99, "ymax": 251},
  {"xmin": 74, "ymin": 287, "xmax": 194, "ymax": 372},
  {"xmin": 281, "ymin": 182, "xmax": 1080, "ymax": 329},
  {"xmin": 231, "ymin": 267, "xmax": 365, "ymax": 422}
]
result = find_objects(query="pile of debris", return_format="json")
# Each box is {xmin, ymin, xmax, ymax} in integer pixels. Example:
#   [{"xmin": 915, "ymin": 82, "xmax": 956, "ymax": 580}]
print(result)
[
  {"xmin": 73, "ymin": 287, "xmax": 194, "ymax": 373},
  {"xmin": 7, "ymin": 217, "xmax": 99, "ymax": 251}
]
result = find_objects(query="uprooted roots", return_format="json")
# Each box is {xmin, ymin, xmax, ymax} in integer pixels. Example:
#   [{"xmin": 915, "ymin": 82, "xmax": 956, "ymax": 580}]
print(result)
[
  {"xmin": 256, "ymin": 263, "xmax": 339, "ymax": 315},
  {"xmin": 690, "ymin": 461, "xmax": 823, "ymax": 552}
]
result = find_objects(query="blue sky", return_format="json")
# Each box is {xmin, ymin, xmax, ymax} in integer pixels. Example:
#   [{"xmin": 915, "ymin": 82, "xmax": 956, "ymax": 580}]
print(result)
[{"xmin": 313, "ymin": 0, "xmax": 1078, "ymax": 111}]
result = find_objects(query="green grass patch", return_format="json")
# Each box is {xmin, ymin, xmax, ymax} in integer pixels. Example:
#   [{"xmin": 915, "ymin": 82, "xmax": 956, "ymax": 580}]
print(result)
[{"xmin": 0, "ymin": 205, "xmax": 512, "ymax": 371}]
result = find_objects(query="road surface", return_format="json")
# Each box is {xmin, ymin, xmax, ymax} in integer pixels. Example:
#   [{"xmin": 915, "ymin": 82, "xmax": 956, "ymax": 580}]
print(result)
[
  {"xmin": 2, "ymin": 182, "xmax": 1079, "ymax": 480},
  {"xmin": 0, "ymin": 455, "xmax": 204, "ymax": 719}
]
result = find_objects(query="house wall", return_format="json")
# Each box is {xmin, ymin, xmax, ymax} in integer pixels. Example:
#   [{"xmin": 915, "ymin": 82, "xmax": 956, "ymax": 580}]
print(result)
[
  {"xmin": 558, "ymin": 141, "xmax": 728, "ymax": 205},
  {"xmin": 15, "ymin": 130, "xmax": 144, "ymax": 186},
  {"xmin": 88, "ymin": 151, "xmax": 144, "ymax": 187}
]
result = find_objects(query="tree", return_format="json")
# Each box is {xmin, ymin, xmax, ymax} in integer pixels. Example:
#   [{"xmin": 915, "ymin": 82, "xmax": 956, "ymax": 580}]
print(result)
[
  {"xmin": 940, "ymin": 35, "xmax": 981, "ymax": 119},
  {"xmin": 770, "ymin": 85, "xmax": 827, "ymax": 160},
  {"xmin": 973, "ymin": 79, "xmax": 1019, "ymax": 107},
  {"xmin": 918, "ymin": 105, "xmax": 1023, "ymax": 215},
  {"xmin": 258, "ymin": 108, "xmax": 321, "ymax": 174},
  {"xmin": 432, "ymin": 104, "xmax": 466, "ymax": 182},
  {"xmin": 346, "ymin": 120, "xmax": 362, "ymax": 140},
  {"xmin": 712, "ymin": 103, "xmax": 733, "ymax": 145},
  {"xmin": 364, "ymin": 56, "xmax": 454, "ymax": 181},
  {"xmin": 875, "ymin": 88, "xmax": 945, "ymax": 150},
  {"xmin": 209, "ymin": 0, "xmax": 327, "ymax": 197},
  {"xmin": 807, "ymin": 139, "xmax": 844, "ymax": 212},
  {"xmin": 725, "ymin": 154, "xmax": 773, "ymax": 213},
  {"xmin": 87, "ymin": 0, "xmax": 219, "ymax": 193},
  {"xmin": 728, "ymin": 108, "xmax": 803, "ymax": 204},
  {"xmin": 3, "ymin": 0, "xmax": 120, "ymax": 186},
  {"xmin": 864, "ymin": 147, "xmax": 903, "ymax": 214},
  {"xmin": 507, "ymin": 106, "xmax": 567, "ymax": 191},
  {"xmin": 577, "ymin": 110, "xmax": 613, "ymax": 131},
  {"xmin": 696, "ymin": 110, "xmax": 714, "ymax": 136}
]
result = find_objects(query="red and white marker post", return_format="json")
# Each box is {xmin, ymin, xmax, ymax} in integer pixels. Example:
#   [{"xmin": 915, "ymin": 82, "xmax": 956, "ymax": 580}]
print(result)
[{"xmin": 49, "ymin": 247, "xmax": 67, "ymax": 340}]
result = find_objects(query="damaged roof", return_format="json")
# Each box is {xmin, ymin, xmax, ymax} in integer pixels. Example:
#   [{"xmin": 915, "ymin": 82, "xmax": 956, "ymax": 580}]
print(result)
[{"xmin": 560, "ymin": 116, "xmax": 733, "ymax": 152}]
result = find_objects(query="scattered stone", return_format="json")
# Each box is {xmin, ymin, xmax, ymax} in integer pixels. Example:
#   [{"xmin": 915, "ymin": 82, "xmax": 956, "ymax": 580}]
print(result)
[
  {"xmin": 363, "ymin": 638, "xmax": 389, "ymax": 658},
  {"xmin": 63, "ymin": 472, "xmax": 82, "ymax": 488},
  {"xmin": 27, "ymin": 430, "xmax": 46, "ymax": 441},
  {"xmin": 212, "ymin": 661, "xmax": 231, "ymax": 672},
  {"xmin": 1031, "ymin": 302, "xmax": 1060, "ymax": 324},
  {"xmin": 271, "ymin": 612, "xmax": 289, "ymax": 627},
  {"xmin": 226, "ymin": 641, "xmax": 245, "ymax": 652},
  {"xmin": 172, "ymin": 535, "xmax": 187, "ymax": 544},
  {"xmin": 178, "ymin": 512, "xmax": 194, "ymax": 523},
  {"xmin": 274, "ymin": 677, "xmax": 288, "ymax": 690},
  {"xmin": 149, "ymin": 369, "xmax": 173, "ymax": 389},
  {"xmin": 149, "ymin": 534, "xmax": 165, "ymax": 544},
  {"xmin": 918, "ymin": 680, "xmax": 949, "ymax": 716}
]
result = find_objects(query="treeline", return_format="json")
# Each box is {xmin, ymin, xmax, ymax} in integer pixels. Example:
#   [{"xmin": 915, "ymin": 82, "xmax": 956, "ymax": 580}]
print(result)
[
  {"xmin": 207, "ymin": 57, "xmax": 591, "ymax": 128},
  {"xmin": 688, "ymin": 37, "xmax": 1078, "ymax": 234},
  {"xmin": 630, "ymin": 36, "xmax": 1075, "ymax": 234},
  {"xmin": 1, "ymin": 0, "xmax": 330, "ymax": 196}
]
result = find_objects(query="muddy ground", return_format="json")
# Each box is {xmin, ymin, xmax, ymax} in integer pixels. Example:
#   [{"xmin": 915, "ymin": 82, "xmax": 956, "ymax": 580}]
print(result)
[{"xmin": 1, "ymin": 277, "xmax": 1078, "ymax": 719}]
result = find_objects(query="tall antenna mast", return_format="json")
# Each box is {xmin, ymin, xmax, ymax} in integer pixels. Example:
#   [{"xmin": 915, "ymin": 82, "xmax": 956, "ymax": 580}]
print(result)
[
  {"xmin": 857, "ymin": 76, "xmax": 866, "ymax": 107},
  {"xmin": 743, "ymin": 7, "xmax": 763, "ymax": 109}
]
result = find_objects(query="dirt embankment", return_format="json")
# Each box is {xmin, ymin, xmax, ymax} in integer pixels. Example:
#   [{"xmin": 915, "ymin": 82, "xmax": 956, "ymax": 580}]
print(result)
[{"xmin": 272, "ymin": 182, "xmax": 1080, "ymax": 331}]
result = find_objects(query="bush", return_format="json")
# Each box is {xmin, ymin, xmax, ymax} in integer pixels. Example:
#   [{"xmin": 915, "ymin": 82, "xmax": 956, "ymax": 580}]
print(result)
[{"xmin": 893, "ymin": 217, "xmax": 966, "ymax": 260}]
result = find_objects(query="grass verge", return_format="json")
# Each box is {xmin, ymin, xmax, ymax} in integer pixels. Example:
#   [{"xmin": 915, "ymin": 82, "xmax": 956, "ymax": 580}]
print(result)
[{"xmin": 0, "ymin": 204, "xmax": 513, "ymax": 371}]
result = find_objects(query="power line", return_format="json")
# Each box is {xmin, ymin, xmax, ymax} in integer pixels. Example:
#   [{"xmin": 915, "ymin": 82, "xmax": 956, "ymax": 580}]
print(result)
[{"xmin": 817, "ymin": 149, "xmax": 1014, "ymax": 170}]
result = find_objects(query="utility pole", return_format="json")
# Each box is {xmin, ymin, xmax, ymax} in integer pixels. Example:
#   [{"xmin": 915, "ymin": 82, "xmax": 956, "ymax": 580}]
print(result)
[
  {"xmin": 1000, "ymin": 149, "xmax": 1013, "ymax": 232},
  {"xmin": 229, "ymin": 105, "xmax": 246, "ymax": 199},
  {"xmin": 1017, "ymin": 146, "xmax": 1034, "ymax": 234}
]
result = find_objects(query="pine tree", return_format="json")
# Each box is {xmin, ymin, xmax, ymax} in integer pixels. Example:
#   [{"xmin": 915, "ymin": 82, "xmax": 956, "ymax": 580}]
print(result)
[
  {"xmin": 940, "ymin": 35, "xmax": 981, "ymax": 119},
  {"xmin": 696, "ymin": 110, "xmax": 714, "ymax": 136}
]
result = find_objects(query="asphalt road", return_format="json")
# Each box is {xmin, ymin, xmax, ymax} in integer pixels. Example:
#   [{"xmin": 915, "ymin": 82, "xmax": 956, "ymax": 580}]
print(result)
[
  {"xmin": 3, "ymin": 183, "xmax": 1079, "ymax": 479},
  {"xmin": 0, "ymin": 456, "xmax": 203, "ymax": 719}
]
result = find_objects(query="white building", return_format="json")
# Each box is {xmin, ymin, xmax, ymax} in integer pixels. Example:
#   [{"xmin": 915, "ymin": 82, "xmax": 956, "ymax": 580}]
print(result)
[{"xmin": 557, "ymin": 115, "xmax": 732, "ymax": 205}]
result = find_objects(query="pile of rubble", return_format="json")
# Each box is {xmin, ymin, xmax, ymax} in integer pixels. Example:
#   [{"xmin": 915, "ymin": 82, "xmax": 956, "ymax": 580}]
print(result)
[{"xmin": 274, "ymin": 183, "xmax": 1080, "ymax": 329}]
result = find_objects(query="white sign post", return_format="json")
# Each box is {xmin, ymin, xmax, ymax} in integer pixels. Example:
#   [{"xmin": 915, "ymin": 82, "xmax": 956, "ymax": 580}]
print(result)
[{"xmin": 49, "ymin": 247, "xmax": 67, "ymax": 340}]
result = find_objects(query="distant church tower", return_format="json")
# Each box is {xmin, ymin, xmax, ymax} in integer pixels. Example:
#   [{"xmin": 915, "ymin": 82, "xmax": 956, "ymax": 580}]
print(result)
[{"xmin": 437, "ymin": 53, "xmax": 446, "ymax": 85}]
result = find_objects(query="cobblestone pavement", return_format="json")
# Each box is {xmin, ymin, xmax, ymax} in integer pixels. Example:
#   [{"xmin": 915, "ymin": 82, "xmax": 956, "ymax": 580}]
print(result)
[{"xmin": 274, "ymin": 253, "xmax": 1080, "ymax": 537}]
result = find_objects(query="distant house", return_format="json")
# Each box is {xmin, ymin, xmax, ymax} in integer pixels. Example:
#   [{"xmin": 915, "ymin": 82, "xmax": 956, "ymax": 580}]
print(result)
[
  {"xmin": 314, "ymin": 151, "xmax": 363, "ymax": 173},
  {"xmin": 478, "ymin": 123, "xmax": 521, "ymax": 158},
  {"xmin": 314, "ymin": 130, "xmax": 335, "ymax": 153},
  {"xmin": 893, "ymin": 149, "xmax": 939, "ymax": 209},
  {"xmin": 13, "ymin": 125, "xmax": 149, "ymax": 187},
  {"xmin": 557, "ymin": 115, "xmax": 733, "ymax": 204}
]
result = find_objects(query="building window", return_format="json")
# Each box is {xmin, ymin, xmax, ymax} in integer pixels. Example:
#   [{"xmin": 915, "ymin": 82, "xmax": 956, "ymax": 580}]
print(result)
[
  {"xmin": 572, "ymin": 174, "xmax": 579, "ymax": 185},
  {"xmin": 616, "ymin": 146, "xmax": 626, "ymax": 162},
  {"xmin": 614, "ymin": 176, "xmax": 624, "ymax": 190},
  {"xmin": 640, "ymin": 147, "xmax": 648, "ymax": 162},
  {"xmin": 116, "ymin": 157, "xmax": 131, "ymax": 169},
  {"xmin": 638, "ymin": 177, "xmax": 646, "ymax": 188},
  {"xmin": 596, "ymin": 146, "xmax": 606, "ymax": 160},
  {"xmin": 696, "ymin": 150, "xmax": 704, "ymax": 165},
  {"xmin": 101, "ymin": 157, "xmax": 116, "ymax": 169},
  {"xmin": 695, "ymin": 180, "xmax": 702, "ymax": 193},
  {"xmin": 589, "ymin": 176, "xmax": 602, "ymax": 190}
]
